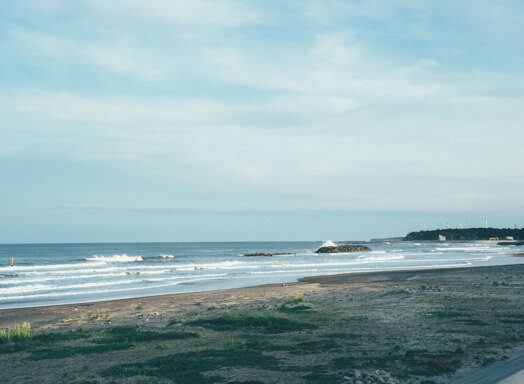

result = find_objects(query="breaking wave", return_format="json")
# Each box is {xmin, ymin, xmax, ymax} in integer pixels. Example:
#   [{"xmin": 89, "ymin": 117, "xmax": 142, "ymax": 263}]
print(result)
[
  {"xmin": 321, "ymin": 240, "xmax": 337, "ymax": 247},
  {"xmin": 86, "ymin": 254, "xmax": 143, "ymax": 263},
  {"xmin": 1, "ymin": 240, "xmax": 519, "ymax": 309},
  {"xmin": 356, "ymin": 254, "xmax": 405, "ymax": 262}
]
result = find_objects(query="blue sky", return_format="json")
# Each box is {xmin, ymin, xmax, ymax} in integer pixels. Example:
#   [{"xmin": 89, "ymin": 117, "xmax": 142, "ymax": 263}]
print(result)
[{"xmin": 1, "ymin": 1, "xmax": 523, "ymax": 243}]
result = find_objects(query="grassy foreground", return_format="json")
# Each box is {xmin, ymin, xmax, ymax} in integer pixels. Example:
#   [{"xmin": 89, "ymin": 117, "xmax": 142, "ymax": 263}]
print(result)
[{"xmin": 0, "ymin": 264, "xmax": 523, "ymax": 383}]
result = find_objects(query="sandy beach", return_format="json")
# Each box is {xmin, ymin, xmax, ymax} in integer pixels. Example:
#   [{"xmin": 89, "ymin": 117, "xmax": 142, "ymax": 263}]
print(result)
[{"xmin": 1, "ymin": 264, "xmax": 523, "ymax": 383}]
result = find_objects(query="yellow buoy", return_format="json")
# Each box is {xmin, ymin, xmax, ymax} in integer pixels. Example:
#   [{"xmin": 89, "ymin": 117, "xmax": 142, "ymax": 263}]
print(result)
[{"xmin": 11, "ymin": 258, "xmax": 14, "ymax": 267}]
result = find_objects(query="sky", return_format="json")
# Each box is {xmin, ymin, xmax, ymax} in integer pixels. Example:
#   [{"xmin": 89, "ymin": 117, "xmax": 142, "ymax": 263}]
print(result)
[{"xmin": 1, "ymin": 0, "xmax": 523, "ymax": 243}]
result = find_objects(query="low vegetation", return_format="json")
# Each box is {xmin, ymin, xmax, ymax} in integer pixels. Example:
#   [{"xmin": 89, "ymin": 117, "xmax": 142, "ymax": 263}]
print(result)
[
  {"xmin": 0, "ymin": 322, "xmax": 31, "ymax": 344},
  {"xmin": 102, "ymin": 347, "xmax": 280, "ymax": 384},
  {"xmin": 187, "ymin": 312, "xmax": 316, "ymax": 333}
]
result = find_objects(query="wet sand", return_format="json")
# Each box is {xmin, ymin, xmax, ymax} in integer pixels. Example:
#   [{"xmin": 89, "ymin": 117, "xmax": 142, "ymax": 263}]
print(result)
[{"xmin": 1, "ymin": 264, "xmax": 515, "ymax": 328}]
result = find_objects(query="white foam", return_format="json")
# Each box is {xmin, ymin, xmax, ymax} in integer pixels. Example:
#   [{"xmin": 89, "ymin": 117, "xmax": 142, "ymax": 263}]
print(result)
[
  {"xmin": 86, "ymin": 254, "xmax": 143, "ymax": 263},
  {"xmin": 0, "ymin": 276, "xmax": 227, "ymax": 301},
  {"xmin": 435, "ymin": 247, "xmax": 490, "ymax": 251},
  {"xmin": 0, "ymin": 262, "xmax": 106, "ymax": 273},
  {"xmin": 0, "ymin": 279, "xmax": 139, "ymax": 295},
  {"xmin": 0, "ymin": 284, "xmax": 50, "ymax": 295},
  {"xmin": 0, "ymin": 240, "xmax": 515, "ymax": 308},
  {"xmin": 141, "ymin": 273, "xmax": 227, "ymax": 282},
  {"xmin": 321, "ymin": 240, "xmax": 337, "ymax": 247},
  {"xmin": 356, "ymin": 255, "xmax": 405, "ymax": 262},
  {"xmin": 0, "ymin": 272, "xmax": 130, "ymax": 285}
]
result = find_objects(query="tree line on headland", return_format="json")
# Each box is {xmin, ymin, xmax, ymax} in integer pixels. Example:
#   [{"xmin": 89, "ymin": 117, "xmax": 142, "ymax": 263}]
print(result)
[{"xmin": 404, "ymin": 227, "xmax": 523, "ymax": 241}]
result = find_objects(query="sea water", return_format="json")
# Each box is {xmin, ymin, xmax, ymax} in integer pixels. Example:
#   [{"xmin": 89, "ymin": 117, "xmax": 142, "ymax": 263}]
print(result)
[{"xmin": 0, "ymin": 241, "xmax": 521, "ymax": 309}]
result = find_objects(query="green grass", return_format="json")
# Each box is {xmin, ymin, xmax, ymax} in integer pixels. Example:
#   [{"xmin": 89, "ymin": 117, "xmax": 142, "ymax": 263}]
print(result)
[
  {"xmin": 99, "ymin": 325, "xmax": 198, "ymax": 343},
  {"xmin": 302, "ymin": 370, "xmax": 341, "ymax": 384},
  {"xmin": 230, "ymin": 335, "xmax": 295, "ymax": 352},
  {"xmin": 167, "ymin": 317, "xmax": 184, "ymax": 327},
  {"xmin": 499, "ymin": 318, "xmax": 524, "ymax": 324},
  {"xmin": 0, "ymin": 322, "xmax": 31, "ymax": 344},
  {"xmin": 331, "ymin": 356, "xmax": 356, "ymax": 369},
  {"xmin": 453, "ymin": 318, "xmax": 488, "ymax": 326},
  {"xmin": 0, "ymin": 326, "xmax": 93, "ymax": 354},
  {"xmin": 342, "ymin": 315, "xmax": 369, "ymax": 322},
  {"xmin": 227, "ymin": 381, "xmax": 265, "ymax": 384},
  {"xmin": 0, "ymin": 343, "xmax": 29, "ymax": 354},
  {"xmin": 426, "ymin": 311, "xmax": 472, "ymax": 319},
  {"xmin": 32, "ymin": 328, "xmax": 91, "ymax": 343},
  {"xmin": 102, "ymin": 347, "xmax": 280, "ymax": 384},
  {"xmin": 402, "ymin": 349, "xmax": 464, "ymax": 376},
  {"xmin": 28, "ymin": 342, "xmax": 134, "ymax": 360},
  {"xmin": 187, "ymin": 312, "xmax": 316, "ymax": 333},
  {"xmin": 277, "ymin": 304, "xmax": 313, "ymax": 313},
  {"xmin": 0, "ymin": 325, "xmax": 198, "ymax": 360},
  {"xmin": 291, "ymin": 292, "xmax": 304, "ymax": 303},
  {"xmin": 26, "ymin": 326, "xmax": 199, "ymax": 360},
  {"xmin": 321, "ymin": 332, "xmax": 364, "ymax": 342},
  {"xmin": 289, "ymin": 339, "xmax": 341, "ymax": 355}
]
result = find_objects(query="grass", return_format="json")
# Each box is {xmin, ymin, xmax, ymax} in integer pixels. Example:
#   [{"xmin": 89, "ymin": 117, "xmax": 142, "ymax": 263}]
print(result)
[
  {"xmin": 0, "ymin": 324, "xmax": 199, "ymax": 360},
  {"xmin": 167, "ymin": 317, "xmax": 183, "ymax": 327},
  {"xmin": 402, "ymin": 349, "xmax": 464, "ymax": 376},
  {"xmin": 187, "ymin": 312, "xmax": 316, "ymax": 333},
  {"xmin": 0, "ymin": 326, "xmax": 91, "ymax": 354},
  {"xmin": 28, "ymin": 342, "xmax": 135, "ymax": 360},
  {"xmin": 234, "ymin": 335, "xmax": 295, "ymax": 352},
  {"xmin": 332, "ymin": 356, "xmax": 356, "ymax": 369},
  {"xmin": 0, "ymin": 322, "xmax": 31, "ymax": 344},
  {"xmin": 291, "ymin": 292, "xmax": 304, "ymax": 304},
  {"xmin": 289, "ymin": 339, "xmax": 341, "ymax": 355},
  {"xmin": 31, "ymin": 328, "xmax": 91, "ymax": 343},
  {"xmin": 321, "ymin": 332, "xmax": 363, "ymax": 341},
  {"xmin": 98, "ymin": 325, "xmax": 198, "ymax": 344},
  {"xmin": 26, "ymin": 326, "xmax": 199, "ymax": 360},
  {"xmin": 277, "ymin": 304, "xmax": 313, "ymax": 313},
  {"xmin": 453, "ymin": 318, "xmax": 488, "ymax": 326},
  {"xmin": 102, "ymin": 347, "xmax": 280, "ymax": 384},
  {"xmin": 426, "ymin": 311, "xmax": 472, "ymax": 319},
  {"xmin": 0, "ymin": 343, "xmax": 29, "ymax": 354},
  {"xmin": 500, "ymin": 318, "xmax": 524, "ymax": 324}
]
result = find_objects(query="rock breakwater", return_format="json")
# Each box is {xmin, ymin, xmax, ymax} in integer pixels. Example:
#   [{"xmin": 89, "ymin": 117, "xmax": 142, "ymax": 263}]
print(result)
[
  {"xmin": 316, "ymin": 245, "xmax": 371, "ymax": 253},
  {"xmin": 242, "ymin": 252, "xmax": 292, "ymax": 257}
]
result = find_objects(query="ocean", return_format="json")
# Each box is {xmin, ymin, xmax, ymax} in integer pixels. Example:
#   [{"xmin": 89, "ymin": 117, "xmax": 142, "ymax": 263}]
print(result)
[{"xmin": 0, "ymin": 241, "xmax": 521, "ymax": 309}]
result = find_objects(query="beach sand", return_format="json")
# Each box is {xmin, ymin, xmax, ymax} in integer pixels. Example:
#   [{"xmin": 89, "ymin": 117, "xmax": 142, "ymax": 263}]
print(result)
[{"xmin": 1, "ymin": 264, "xmax": 523, "ymax": 383}]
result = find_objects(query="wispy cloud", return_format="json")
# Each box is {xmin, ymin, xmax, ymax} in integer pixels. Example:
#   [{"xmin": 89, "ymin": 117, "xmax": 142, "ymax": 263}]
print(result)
[
  {"xmin": 0, "ymin": 1, "xmax": 523, "ymax": 241},
  {"xmin": 10, "ymin": 28, "xmax": 165, "ymax": 81}
]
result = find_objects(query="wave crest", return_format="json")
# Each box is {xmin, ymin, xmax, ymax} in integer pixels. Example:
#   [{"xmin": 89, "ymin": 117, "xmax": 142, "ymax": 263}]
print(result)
[
  {"xmin": 86, "ymin": 254, "xmax": 143, "ymax": 263},
  {"xmin": 321, "ymin": 240, "xmax": 337, "ymax": 247}
]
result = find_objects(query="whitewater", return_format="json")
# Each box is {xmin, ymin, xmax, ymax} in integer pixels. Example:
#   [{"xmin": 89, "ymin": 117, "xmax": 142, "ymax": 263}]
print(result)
[{"xmin": 0, "ymin": 241, "xmax": 521, "ymax": 309}]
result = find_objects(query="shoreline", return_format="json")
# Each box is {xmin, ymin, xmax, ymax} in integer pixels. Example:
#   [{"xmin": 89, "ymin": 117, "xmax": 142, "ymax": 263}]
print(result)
[
  {"xmin": 1, "ymin": 263, "xmax": 521, "ymax": 328},
  {"xmin": 2, "ymin": 263, "xmax": 523, "ymax": 383},
  {"xmin": 3, "ymin": 240, "xmax": 522, "ymax": 314}
]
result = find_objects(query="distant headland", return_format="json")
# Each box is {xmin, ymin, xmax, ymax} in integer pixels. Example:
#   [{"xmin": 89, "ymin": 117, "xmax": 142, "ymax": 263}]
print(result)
[{"xmin": 404, "ymin": 227, "xmax": 523, "ymax": 241}]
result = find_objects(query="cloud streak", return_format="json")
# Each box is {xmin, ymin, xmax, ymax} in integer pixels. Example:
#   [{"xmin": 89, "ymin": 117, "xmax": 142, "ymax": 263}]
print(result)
[{"xmin": 0, "ymin": 1, "xmax": 523, "ymax": 242}]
